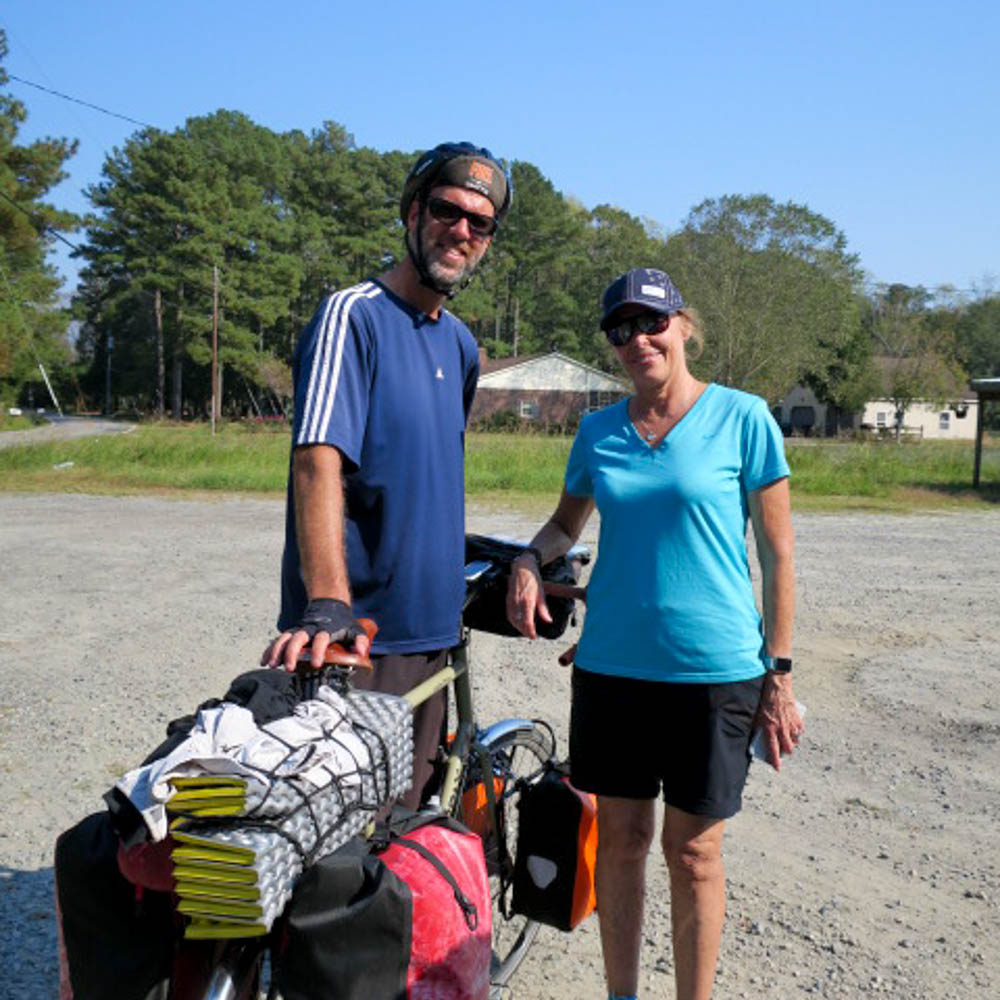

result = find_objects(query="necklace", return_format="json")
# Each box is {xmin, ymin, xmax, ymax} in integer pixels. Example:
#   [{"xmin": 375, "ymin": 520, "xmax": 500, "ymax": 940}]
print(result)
[
  {"xmin": 631, "ymin": 382, "xmax": 706, "ymax": 445},
  {"xmin": 634, "ymin": 410, "xmax": 661, "ymax": 442}
]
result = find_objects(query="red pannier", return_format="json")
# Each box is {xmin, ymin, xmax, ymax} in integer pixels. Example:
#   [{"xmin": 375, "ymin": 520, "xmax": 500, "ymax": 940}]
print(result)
[{"xmin": 277, "ymin": 809, "xmax": 492, "ymax": 1000}]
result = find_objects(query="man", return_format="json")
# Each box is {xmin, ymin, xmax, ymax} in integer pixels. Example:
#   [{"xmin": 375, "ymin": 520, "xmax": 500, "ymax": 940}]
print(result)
[{"xmin": 263, "ymin": 142, "xmax": 511, "ymax": 808}]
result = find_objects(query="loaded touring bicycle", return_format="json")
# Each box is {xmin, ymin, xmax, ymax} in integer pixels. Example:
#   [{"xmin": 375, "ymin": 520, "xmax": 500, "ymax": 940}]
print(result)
[{"xmin": 56, "ymin": 534, "xmax": 590, "ymax": 1000}]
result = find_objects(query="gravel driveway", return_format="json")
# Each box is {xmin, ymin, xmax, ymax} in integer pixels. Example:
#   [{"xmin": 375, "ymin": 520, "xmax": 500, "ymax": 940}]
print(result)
[
  {"xmin": 0, "ymin": 494, "xmax": 997, "ymax": 999},
  {"xmin": 0, "ymin": 416, "xmax": 136, "ymax": 450}
]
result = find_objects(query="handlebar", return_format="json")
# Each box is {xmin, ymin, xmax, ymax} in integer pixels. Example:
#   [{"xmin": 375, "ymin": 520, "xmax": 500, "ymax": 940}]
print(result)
[{"xmin": 541, "ymin": 581, "xmax": 587, "ymax": 603}]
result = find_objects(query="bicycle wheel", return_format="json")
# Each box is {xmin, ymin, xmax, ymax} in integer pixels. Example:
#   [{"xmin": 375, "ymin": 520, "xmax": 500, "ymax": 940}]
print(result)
[{"xmin": 457, "ymin": 721, "xmax": 555, "ymax": 994}]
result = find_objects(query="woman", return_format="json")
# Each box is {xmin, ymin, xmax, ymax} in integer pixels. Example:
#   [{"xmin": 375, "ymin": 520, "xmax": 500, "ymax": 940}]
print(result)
[{"xmin": 506, "ymin": 268, "xmax": 802, "ymax": 1000}]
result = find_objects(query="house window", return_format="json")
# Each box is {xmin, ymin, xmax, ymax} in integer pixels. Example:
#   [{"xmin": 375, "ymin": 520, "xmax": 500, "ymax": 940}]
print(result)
[
  {"xmin": 519, "ymin": 399, "xmax": 538, "ymax": 419},
  {"xmin": 939, "ymin": 411, "xmax": 950, "ymax": 431},
  {"xmin": 588, "ymin": 390, "xmax": 616, "ymax": 410},
  {"xmin": 876, "ymin": 411, "xmax": 888, "ymax": 428}
]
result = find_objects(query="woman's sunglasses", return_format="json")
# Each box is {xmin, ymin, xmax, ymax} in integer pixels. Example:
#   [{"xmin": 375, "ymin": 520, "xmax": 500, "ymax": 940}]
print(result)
[
  {"xmin": 605, "ymin": 311, "xmax": 673, "ymax": 347},
  {"xmin": 425, "ymin": 196, "xmax": 498, "ymax": 238}
]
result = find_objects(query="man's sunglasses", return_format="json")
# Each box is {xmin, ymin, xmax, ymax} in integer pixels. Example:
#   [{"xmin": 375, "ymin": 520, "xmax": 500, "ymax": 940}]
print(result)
[
  {"xmin": 426, "ymin": 196, "xmax": 498, "ymax": 237},
  {"xmin": 605, "ymin": 311, "xmax": 673, "ymax": 347}
]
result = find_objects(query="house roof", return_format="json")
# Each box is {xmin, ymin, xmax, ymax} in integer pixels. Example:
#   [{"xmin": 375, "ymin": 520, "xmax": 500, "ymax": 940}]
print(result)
[
  {"xmin": 478, "ymin": 351, "xmax": 628, "ymax": 393},
  {"xmin": 480, "ymin": 354, "xmax": 534, "ymax": 376}
]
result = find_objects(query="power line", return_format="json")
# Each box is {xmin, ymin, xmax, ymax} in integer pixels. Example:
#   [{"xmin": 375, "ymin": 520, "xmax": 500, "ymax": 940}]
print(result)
[
  {"xmin": 7, "ymin": 73, "xmax": 157, "ymax": 130},
  {"xmin": 0, "ymin": 187, "xmax": 226, "ymax": 307},
  {"xmin": 0, "ymin": 187, "xmax": 80, "ymax": 252},
  {"xmin": 3, "ymin": 76, "xmax": 313, "ymax": 297},
  {"xmin": 10, "ymin": 73, "xmax": 992, "ymax": 313},
  {"xmin": 0, "ymin": 190, "xmax": 229, "ymax": 335},
  {"xmin": 7, "ymin": 74, "xmax": 993, "ymax": 300}
]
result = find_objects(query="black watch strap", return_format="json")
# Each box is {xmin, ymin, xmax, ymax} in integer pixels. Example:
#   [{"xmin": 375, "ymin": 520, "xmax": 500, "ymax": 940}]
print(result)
[{"xmin": 765, "ymin": 656, "xmax": 793, "ymax": 674}]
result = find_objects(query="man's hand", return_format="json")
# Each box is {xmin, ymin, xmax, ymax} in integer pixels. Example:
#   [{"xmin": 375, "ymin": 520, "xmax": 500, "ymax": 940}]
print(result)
[{"xmin": 261, "ymin": 598, "xmax": 371, "ymax": 671}]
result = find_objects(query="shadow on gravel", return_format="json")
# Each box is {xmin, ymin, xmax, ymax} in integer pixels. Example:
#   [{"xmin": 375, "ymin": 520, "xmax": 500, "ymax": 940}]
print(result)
[{"xmin": 0, "ymin": 865, "xmax": 59, "ymax": 996}]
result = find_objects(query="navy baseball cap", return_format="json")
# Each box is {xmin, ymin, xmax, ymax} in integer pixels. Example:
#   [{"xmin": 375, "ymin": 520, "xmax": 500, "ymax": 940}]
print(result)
[{"xmin": 600, "ymin": 268, "xmax": 685, "ymax": 331}]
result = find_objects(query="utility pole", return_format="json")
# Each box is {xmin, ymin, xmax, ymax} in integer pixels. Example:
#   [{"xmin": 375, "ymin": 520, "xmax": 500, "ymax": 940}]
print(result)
[
  {"xmin": 512, "ymin": 295, "xmax": 520, "ymax": 357},
  {"xmin": 104, "ymin": 333, "xmax": 113, "ymax": 415},
  {"xmin": 211, "ymin": 265, "xmax": 219, "ymax": 435},
  {"xmin": 154, "ymin": 288, "xmax": 164, "ymax": 419}
]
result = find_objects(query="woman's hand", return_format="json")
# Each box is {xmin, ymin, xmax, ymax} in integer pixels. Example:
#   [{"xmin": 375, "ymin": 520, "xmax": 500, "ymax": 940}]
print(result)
[
  {"xmin": 505, "ymin": 553, "xmax": 552, "ymax": 640},
  {"xmin": 754, "ymin": 673, "xmax": 804, "ymax": 771},
  {"xmin": 504, "ymin": 493, "xmax": 593, "ymax": 640}
]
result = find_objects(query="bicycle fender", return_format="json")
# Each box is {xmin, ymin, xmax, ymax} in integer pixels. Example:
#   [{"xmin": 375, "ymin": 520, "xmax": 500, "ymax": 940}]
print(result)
[{"xmin": 477, "ymin": 718, "xmax": 537, "ymax": 746}]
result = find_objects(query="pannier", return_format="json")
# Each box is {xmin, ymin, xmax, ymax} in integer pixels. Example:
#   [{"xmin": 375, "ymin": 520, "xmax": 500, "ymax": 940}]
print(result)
[
  {"xmin": 55, "ymin": 812, "xmax": 177, "ymax": 1000},
  {"xmin": 510, "ymin": 762, "xmax": 598, "ymax": 932},
  {"xmin": 463, "ymin": 534, "xmax": 586, "ymax": 640},
  {"xmin": 277, "ymin": 808, "xmax": 492, "ymax": 1000}
]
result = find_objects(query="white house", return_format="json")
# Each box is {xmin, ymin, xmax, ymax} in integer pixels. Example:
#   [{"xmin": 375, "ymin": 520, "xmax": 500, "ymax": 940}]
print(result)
[
  {"xmin": 470, "ymin": 351, "xmax": 628, "ymax": 426},
  {"xmin": 775, "ymin": 356, "xmax": 979, "ymax": 440},
  {"xmin": 858, "ymin": 396, "xmax": 977, "ymax": 440}
]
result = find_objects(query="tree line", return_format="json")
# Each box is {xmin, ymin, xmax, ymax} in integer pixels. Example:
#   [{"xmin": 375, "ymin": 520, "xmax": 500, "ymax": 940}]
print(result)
[{"xmin": 2, "ymin": 32, "xmax": 998, "ymax": 425}]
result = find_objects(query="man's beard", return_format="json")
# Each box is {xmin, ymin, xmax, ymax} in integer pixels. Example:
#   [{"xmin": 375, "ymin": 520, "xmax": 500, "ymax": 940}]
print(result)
[{"xmin": 419, "ymin": 227, "xmax": 483, "ymax": 293}]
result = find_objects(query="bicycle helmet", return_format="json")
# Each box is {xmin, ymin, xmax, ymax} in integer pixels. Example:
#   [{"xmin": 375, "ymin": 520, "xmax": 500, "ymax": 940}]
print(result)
[
  {"xmin": 400, "ymin": 141, "xmax": 512, "ymax": 225},
  {"xmin": 399, "ymin": 141, "xmax": 512, "ymax": 297}
]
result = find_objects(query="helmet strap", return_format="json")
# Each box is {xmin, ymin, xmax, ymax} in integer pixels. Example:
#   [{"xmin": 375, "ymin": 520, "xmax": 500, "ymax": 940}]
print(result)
[{"xmin": 404, "ymin": 195, "xmax": 478, "ymax": 300}]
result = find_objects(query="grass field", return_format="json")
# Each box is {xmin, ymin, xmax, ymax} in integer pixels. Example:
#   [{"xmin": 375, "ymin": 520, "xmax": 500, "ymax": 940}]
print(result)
[
  {"xmin": 1, "ymin": 421, "xmax": 998, "ymax": 511},
  {"xmin": 0, "ymin": 412, "xmax": 46, "ymax": 432}
]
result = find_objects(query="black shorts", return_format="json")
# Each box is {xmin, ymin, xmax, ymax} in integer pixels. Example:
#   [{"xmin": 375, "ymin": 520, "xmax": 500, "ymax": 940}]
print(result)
[{"xmin": 569, "ymin": 666, "xmax": 763, "ymax": 819}]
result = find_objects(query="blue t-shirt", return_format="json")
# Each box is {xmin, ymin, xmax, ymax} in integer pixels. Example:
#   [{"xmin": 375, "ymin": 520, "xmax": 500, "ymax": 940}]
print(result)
[
  {"xmin": 565, "ymin": 384, "xmax": 789, "ymax": 683},
  {"xmin": 279, "ymin": 279, "xmax": 479, "ymax": 654}
]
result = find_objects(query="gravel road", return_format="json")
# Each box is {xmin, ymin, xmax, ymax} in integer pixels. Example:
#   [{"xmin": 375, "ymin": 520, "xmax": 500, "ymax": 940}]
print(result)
[
  {"xmin": 0, "ymin": 416, "xmax": 136, "ymax": 451},
  {"xmin": 0, "ymin": 494, "xmax": 997, "ymax": 999}
]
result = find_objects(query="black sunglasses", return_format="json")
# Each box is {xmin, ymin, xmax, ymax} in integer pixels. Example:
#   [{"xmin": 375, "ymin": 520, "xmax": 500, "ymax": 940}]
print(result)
[
  {"xmin": 425, "ymin": 196, "xmax": 498, "ymax": 237},
  {"xmin": 605, "ymin": 312, "xmax": 673, "ymax": 347}
]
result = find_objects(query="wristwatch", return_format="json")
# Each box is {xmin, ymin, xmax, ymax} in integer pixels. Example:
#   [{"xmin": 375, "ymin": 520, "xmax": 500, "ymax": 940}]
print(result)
[{"xmin": 764, "ymin": 656, "xmax": 793, "ymax": 674}]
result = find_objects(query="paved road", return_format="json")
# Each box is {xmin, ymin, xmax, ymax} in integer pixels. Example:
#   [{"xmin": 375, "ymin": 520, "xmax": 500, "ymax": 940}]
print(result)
[{"xmin": 0, "ymin": 414, "xmax": 136, "ymax": 449}]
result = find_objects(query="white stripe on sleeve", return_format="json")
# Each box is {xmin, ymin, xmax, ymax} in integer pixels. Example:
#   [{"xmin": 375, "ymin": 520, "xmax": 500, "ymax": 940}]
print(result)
[{"xmin": 297, "ymin": 282, "xmax": 381, "ymax": 445}]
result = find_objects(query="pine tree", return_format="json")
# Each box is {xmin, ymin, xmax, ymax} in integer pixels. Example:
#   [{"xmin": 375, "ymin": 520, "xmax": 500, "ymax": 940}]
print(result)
[{"xmin": 0, "ymin": 30, "xmax": 78, "ymax": 407}]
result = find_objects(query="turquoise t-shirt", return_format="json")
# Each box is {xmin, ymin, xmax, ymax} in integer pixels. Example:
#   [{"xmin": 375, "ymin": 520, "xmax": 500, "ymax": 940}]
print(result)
[{"xmin": 565, "ymin": 384, "xmax": 789, "ymax": 683}]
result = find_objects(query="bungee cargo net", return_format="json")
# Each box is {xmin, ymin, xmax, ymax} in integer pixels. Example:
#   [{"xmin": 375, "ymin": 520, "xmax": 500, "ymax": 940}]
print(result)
[{"xmin": 115, "ymin": 684, "xmax": 412, "ymax": 939}]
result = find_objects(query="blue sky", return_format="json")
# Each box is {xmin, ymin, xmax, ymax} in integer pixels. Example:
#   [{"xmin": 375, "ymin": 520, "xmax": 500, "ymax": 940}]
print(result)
[{"xmin": 5, "ymin": 0, "xmax": 999, "ymax": 296}]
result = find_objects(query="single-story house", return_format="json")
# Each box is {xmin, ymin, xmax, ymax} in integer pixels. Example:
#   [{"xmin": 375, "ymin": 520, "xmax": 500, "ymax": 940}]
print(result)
[
  {"xmin": 470, "ymin": 351, "xmax": 628, "ymax": 427},
  {"xmin": 856, "ymin": 395, "xmax": 977, "ymax": 440},
  {"xmin": 774, "ymin": 358, "xmax": 979, "ymax": 440}
]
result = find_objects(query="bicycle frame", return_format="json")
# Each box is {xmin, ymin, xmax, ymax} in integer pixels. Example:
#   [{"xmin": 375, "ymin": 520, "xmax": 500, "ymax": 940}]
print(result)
[{"xmin": 401, "ymin": 631, "xmax": 536, "ymax": 818}]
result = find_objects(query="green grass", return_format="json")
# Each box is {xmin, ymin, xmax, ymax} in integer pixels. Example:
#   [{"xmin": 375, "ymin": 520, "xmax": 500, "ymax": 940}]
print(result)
[
  {"xmin": 466, "ymin": 433, "xmax": 572, "ymax": 495},
  {"xmin": 0, "ymin": 421, "xmax": 291, "ymax": 494},
  {"xmin": 0, "ymin": 411, "xmax": 46, "ymax": 431},
  {"xmin": 786, "ymin": 439, "xmax": 1000, "ymax": 508},
  {"xmin": 0, "ymin": 422, "xmax": 998, "ymax": 511}
]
